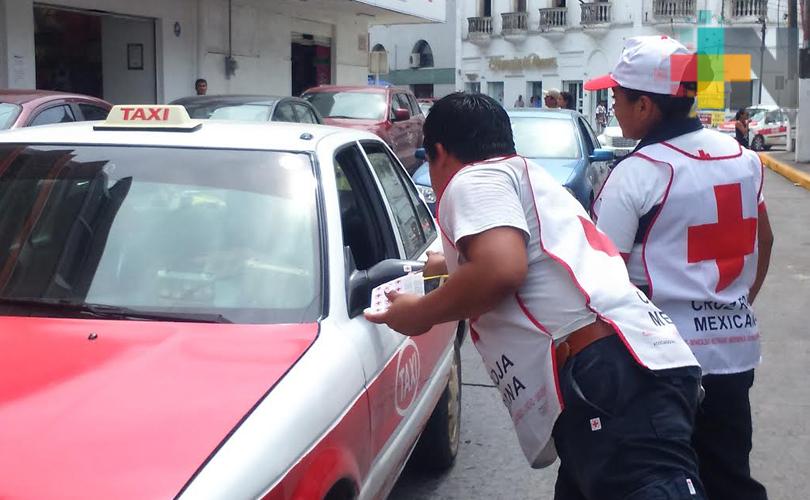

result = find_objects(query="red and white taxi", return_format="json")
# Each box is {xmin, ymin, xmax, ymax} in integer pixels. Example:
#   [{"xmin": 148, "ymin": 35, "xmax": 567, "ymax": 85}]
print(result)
[
  {"xmin": 0, "ymin": 106, "xmax": 462, "ymax": 499},
  {"xmin": 717, "ymin": 105, "xmax": 789, "ymax": 151}
]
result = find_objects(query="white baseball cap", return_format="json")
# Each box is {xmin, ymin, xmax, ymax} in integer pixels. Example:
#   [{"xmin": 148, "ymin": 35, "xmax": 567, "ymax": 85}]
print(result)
[{"xmin": 584, "ymin": 36, "xmax": 696, "ymax": 96}]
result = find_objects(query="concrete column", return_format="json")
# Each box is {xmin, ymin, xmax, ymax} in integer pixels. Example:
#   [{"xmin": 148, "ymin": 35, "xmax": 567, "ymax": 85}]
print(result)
[
  {"xmin": 795, "ymin": 78, "xmax": 810, "ymax": 161},
  {"xmin": 0, "ymin": 0, "xmax": 35, "ymax": 89}
]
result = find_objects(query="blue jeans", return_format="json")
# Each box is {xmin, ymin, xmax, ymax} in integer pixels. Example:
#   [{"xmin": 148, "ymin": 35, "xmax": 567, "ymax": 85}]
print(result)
[{"xmin": 552, "ymin": 335, "xmax": 706, "ymax": 500}]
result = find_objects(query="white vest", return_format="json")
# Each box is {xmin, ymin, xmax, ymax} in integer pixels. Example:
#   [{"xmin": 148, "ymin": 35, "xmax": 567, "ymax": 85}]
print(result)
[
  {"xmin": 635, "ymin": 130, "xmax": 763, "ymax": 374},
  {"xmin": 438, "ymin": 156, "xmax": 699, "ymax": 467}
]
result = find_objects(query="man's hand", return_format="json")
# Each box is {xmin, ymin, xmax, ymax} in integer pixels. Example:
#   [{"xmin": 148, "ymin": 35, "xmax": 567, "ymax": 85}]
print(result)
[
  {"xmin": 422, "ymin": 250, "xmax": 447, "ymax": 278},
  {"xmin": 364, "ymin": 290, "xmax": 432, "ymax": 336}
]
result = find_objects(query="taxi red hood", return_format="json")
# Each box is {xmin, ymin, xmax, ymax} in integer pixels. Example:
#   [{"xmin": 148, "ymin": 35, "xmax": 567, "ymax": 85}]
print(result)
[{"xmin": 0, "ymin": 316, "xmax": 318, "ymax": 499}]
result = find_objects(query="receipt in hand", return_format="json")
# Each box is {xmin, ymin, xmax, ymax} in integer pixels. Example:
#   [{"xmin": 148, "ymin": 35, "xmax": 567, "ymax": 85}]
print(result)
[{"xmin": 366, "ymin": 272, "xmax": 425, "ymax": 314}]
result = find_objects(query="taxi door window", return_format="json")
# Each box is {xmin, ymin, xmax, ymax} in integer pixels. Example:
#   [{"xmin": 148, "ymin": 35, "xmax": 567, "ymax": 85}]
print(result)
[
  {"xmin": 273, "ymin": 103, "xmax": 297, "ymax": 122},
  {"xmin": 361, "ymin": 141, "xmax": 434, "ymax": 258},
  {"xmin": 29, "ymin": 105, "xmax": 76, "ymax": 127},
  {"xmin": 334, "ymin": 145, "xmax": 397, "ymax": 271}
]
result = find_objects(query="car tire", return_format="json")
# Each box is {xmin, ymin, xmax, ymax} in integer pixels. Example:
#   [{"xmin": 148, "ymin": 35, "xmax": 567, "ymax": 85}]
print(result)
[
  {"xmin": 751, "ymin": 135, "xmax": 765, "ymax": 151},
  {"xmin": 409, "ymin": 338, "xmax": 461, "ymax": 473}
]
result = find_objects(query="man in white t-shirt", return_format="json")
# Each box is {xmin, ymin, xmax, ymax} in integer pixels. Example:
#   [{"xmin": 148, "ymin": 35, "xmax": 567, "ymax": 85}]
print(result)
[
  {"xmin": 366, "ymin": 92, "xmax": 706, "ymax": 499},
  {"xmin": 588, "ymin": 36, "xmax": 773, "ymax": 500}
]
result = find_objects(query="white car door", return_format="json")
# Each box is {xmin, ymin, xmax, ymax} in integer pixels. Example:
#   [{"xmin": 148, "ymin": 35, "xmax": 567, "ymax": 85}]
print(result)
[{"xmin": 328, "ymin": 140, "xmax": 456, "ymax": 496}]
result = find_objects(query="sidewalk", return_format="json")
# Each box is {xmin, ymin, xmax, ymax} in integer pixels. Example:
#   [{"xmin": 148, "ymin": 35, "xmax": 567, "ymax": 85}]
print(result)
[{"xmin": 759, "ymin": 150, "xmax": 810, "ymax": 190}]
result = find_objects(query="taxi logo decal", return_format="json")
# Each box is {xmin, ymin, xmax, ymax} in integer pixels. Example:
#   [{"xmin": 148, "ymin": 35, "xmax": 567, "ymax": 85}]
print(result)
[
  {"xmin": 120, "ymin": 107, "xmax": 170, "ymax": 121},
  {"xmin": 395, "ymin": 339, "xmax": 421, "ymax": 416}
]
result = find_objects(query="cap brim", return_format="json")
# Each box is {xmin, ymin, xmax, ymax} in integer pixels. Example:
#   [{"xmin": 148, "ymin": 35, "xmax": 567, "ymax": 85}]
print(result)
[{"xmin": 584, "ymin": 74, "xmax": 619, "ymax": 91}]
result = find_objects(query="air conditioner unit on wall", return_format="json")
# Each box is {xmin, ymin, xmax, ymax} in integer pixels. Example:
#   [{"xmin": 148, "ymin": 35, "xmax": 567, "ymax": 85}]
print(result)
[{"xmin": 409, "ymin": 53, "xmax": 421, "ymax": 68}]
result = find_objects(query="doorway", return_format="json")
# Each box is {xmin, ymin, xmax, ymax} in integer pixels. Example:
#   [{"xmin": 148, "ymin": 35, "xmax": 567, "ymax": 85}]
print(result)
[
  {"xmin": 291, "ymin": 33, "xmax": 332, "ymax": 96},
  {"xmin": 34, "ymin": 6, "xmax": 157, "ymax": 103}
]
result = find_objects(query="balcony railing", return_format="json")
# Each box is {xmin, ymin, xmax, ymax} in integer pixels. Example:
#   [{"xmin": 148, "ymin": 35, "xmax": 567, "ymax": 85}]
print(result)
[
  {"xmin": 653, "ymin": 0, "xmax": 696, "ymax": 18},
  {"xmin": 539, "ymin": 7, "xmax": 568, "ymax": 28},
  {"xmin": 501, "ymin": 11, "xmax": 529, "ymax": 32},
  {"xmin": 581, "ymin": 2, "xmax": 612, "ymax": 25},
  {"xmin": 467, "ymin": 16, "xmax": 493, "ymax": 36},
  {"xmin": 730, "ymin": 0, "xmax": 767, "ymax": 18}
]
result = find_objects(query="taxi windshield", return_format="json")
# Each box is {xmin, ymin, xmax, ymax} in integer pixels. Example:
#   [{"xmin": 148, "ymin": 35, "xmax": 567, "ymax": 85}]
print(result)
[
  {"xmin": 0, "ymin": 145, "xmax": 321, "ymax": 324},
  {"xmin": 0, "ymin": 103, "xmax": 21, "ymax": 130},
  {"xmin": 183, "ymin": 103, "xmax": 273, "ymax": 122},
  {"xmin": 511, "ymin": 117, "xmax": 581, "ymax": 159},
  {"xmin": 304, "ymin": 92, "xmax": 387, "ymax": 121}
]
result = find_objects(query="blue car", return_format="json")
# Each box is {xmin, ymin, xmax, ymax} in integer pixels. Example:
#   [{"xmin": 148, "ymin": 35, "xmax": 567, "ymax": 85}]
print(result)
[{"xmin": 412, "ymin": 109, "xmax": 613, "ymax": 213}]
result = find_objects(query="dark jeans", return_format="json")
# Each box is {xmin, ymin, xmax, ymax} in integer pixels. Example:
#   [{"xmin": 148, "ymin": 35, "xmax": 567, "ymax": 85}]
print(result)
[
  {"xmin": 693, "ymin": 370, "xmax": 768, "ymax": 500},
  {"xmin": 552, "ymin": 335, "xmax": 705, "ymax": 500}
]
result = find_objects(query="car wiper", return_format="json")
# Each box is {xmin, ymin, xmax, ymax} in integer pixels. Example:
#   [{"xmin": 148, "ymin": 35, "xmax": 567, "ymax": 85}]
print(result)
[
  {"xmin": 0, "ymin": 297, "xmax": 232, "ymax": 323},
  {"xmin": 326, "ymin": 115, "xmax": 358, "ymax": 119}
]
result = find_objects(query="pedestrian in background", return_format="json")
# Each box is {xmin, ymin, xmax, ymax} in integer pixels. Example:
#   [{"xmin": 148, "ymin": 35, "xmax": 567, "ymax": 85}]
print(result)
[
  {"xmin": 367, "ymin": 91, "xmax": 707, "ymax": 500},
  {"xmin": 735, "ymin": 108, "xmax": 751, "ymax": 149},
  {"xmin": 589, "ymin": 36, "xmax": 773, "ymax": 500},
  {"xmin": 558, "ymin": 91, "xmax": 576, "ymax": 110},
  {"xmin": 595, "ymin": 100, "xmax": 608, "ymax": 133},
  {"xmin": 544, "ymin": 88, "xmax": 560, "ymax": 108},
  {"xmin": 195, "ymin": 78, "xmax": 208, "ymax": 96},
  {"xmin": 514, "ymin": 95, "xmax": 526, "ymax": 108}
]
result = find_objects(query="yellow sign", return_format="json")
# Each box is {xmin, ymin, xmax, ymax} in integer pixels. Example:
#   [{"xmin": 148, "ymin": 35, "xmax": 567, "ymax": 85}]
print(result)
[
  {"xmin": 489, "ymin": 54, "xmax": 557, "ymax": 72},
  {"xmin": 710, "ymin": 111, "xmax": 726, "ymax": 126}
]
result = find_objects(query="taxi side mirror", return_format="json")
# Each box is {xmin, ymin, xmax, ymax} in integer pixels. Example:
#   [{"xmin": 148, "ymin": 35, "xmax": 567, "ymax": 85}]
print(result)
[
  {"xmin": 415, "ymin": 147, "xmax": 427, "ymax": 161},
  {"xmin": 346, "ymin": 250, "xmax": 424, "ymax": 318}
]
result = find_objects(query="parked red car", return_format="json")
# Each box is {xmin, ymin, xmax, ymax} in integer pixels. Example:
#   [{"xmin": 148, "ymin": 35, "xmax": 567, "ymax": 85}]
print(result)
[
  {"xmin": 0, "ymin": 90, "xmax": 111, "ymax": 130},
  {"xmin": 301, "ymin": 85, "xmax": 425, "ymax": 172}
]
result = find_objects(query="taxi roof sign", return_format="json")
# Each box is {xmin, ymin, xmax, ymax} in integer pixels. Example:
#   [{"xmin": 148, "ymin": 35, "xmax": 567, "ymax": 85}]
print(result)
[{"xmin": 95, "ymin": 105, "xmax": 201, "ymax": 131}]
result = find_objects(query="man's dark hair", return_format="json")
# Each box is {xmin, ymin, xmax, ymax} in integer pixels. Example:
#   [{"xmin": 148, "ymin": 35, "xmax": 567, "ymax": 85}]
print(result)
[
  {"xmin": 195, "ymin": 78, "xmax": 207, "ymax": 87},
  {"xmin": 620, "ymin": 81, "xmax": 696, "ymax": 120},
  {"xmin": 423, "ymin": 92, "xmax": 515, "ymax": 164}
]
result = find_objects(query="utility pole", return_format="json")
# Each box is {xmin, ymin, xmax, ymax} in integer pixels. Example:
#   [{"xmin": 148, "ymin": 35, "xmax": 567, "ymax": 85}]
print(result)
[{"xmin": 759, "ymin": 16, "xmax": 766, "ymax": 104}]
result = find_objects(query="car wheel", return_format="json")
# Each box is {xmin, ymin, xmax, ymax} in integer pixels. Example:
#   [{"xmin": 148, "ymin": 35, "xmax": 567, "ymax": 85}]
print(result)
[
  {"xmin": 409, "ymin": 338, "xmax": 461, "ymax": 473},
  {"xmin": 751, "ymin": 135, "xmax": 765, "ymax": 151}
]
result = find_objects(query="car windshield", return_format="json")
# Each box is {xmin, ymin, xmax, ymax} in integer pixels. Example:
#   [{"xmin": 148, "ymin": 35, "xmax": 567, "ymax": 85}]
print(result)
[
  {"xmin": 304, "ymin": 92, "xmax": 386, "ymax": 120},
  {"xmin": 0, "ymin": 145, "xmax": 321, "ymax": 324},
  {"xmin": 0, "ymin": 103, "xmax": 21, "ymax": 130},
  {"xmin": 747, "ymin": 109, "xmax": 767, "ymax": 123},
  {"xmin": 510, "ymin": 117, "xmax": 581, "ymax": 159},
  {"xmin": 181, "ymin": 103, "xmax": 273, "ymax": 122}
]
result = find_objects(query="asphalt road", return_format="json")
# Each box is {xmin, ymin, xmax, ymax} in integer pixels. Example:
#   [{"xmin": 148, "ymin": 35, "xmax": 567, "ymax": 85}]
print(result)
[{"xmin": 390, "ymin": 167, "xmax": 810, "ymax": 500}]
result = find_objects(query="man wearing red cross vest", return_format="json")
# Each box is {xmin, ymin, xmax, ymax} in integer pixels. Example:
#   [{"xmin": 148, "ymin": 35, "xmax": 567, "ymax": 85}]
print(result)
[{"xmin": 588, "ymin": 36, "xmax": 774, "ymax": 500}]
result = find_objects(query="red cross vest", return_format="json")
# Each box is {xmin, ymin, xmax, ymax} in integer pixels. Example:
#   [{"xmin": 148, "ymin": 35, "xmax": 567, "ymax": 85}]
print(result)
[
  {"xmin": 437, "ymin": 156, "xmax": 699, "ymax": 468},
  {"xmin": 634, "ymin": 129, "xmax": 764, "ymax": 375}
]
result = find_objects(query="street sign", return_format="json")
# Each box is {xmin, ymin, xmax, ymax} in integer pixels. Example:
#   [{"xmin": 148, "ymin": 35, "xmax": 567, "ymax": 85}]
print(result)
[{"xmin": 369, "ymin": 51, "xmax": 389, "ymax": 75}]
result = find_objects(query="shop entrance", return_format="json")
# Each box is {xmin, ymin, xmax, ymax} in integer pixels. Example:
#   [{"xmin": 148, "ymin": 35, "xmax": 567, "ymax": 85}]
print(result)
[
  {"xmin": 34, "ymin": 6, "xmax": 157, "ymax": 104},
  {"xmin": 291, "ymin": 33, "xmax": 332, "ymax": 96}
]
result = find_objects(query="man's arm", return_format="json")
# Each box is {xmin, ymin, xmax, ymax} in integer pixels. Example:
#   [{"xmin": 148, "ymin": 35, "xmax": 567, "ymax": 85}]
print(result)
[
  {"xmin": 748, "ymin": 204, "xmax": 773, "ymax": 304},
  {"xmin": 364, "ymin": 227, "xmax": 528, "ymax": 336}
]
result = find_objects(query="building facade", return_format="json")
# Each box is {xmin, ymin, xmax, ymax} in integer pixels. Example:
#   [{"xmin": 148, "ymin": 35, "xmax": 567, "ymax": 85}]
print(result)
[
  {"xmin": 0, "ymin": 0, "xmax": 445, "ymax": 103},
  {"xmin": 369, "ymin": 0, "xmax": 461, "ymax": 98},
  {"xmin": 461, "ymin": 0, "xmax": 802, "ymax": 124}
]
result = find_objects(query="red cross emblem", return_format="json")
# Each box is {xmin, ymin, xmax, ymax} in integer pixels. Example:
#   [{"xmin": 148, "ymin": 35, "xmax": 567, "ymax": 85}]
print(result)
[{"xmin": 687, "ymin": 183, "xmax": 757, "ymax": 292}]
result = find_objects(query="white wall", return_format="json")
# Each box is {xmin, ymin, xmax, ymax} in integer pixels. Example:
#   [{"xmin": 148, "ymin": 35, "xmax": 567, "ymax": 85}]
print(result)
[
  {"xmin": 50, "ymin": 0, "xmax": 198, "ymax": 102},
  {"xmin": 0, "ymin": 0, "xmax": 36, "ymax": 88},
  {"xmin": 197, "ymin": 0, "xmax": 371, "ymax": 96},
  {"xmin": 370, "ymin": 0, "xmax": 457, "ymax": 72},
  {"xmin": 101, "ymin": 16, "xmax": 157, "ymax": 104}
]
